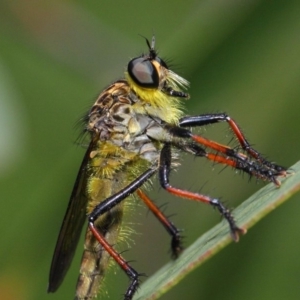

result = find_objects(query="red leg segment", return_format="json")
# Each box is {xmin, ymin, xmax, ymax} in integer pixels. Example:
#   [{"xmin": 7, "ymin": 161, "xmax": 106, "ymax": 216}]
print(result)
[
  {"xmin": 136, "ymin": 189, "xmax": 182, "ymax": 257},
  {"xmin": 89, "ymin": 223, "xmax": 139, "ymax": 299}
]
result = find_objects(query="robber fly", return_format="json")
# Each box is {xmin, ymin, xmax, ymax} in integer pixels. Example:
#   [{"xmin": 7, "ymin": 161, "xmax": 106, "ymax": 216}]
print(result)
[{"xmin": 48, "ymin": 36, "xmax": 286, "ymax": 299}]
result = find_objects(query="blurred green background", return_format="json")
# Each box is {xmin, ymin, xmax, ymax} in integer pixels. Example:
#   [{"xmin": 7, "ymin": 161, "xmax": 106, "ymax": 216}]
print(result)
[{"xmin": 1, "ymin": 1, "xmax": 300, "ymax": 300}]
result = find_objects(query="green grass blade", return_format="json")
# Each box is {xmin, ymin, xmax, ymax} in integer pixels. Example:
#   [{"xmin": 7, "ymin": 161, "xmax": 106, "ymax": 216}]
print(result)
[{"xmin": 133, "ymin": 161, "xmax": 300, "ymax": 300}]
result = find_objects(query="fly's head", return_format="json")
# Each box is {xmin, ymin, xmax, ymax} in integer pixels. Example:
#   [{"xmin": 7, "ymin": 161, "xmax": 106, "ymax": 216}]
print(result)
[{"xmin": 126, "ymin": 36, "xmax": 190, "ymax": 102}]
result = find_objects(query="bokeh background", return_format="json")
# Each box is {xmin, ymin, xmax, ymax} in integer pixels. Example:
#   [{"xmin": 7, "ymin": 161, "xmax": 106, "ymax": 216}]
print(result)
[{"xmin": 1, "ymin": 1, "xmax": 300, "ymax": 300}]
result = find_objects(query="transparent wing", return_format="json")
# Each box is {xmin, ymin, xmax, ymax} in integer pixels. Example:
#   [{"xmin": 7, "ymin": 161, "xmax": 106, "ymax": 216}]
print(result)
[{"xmin": 48, "ymin": 143, "xmax": 93, "ymax": 292}]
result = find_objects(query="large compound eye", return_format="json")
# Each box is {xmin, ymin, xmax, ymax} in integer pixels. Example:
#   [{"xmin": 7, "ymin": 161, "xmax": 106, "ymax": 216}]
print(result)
[{"xmin": 128, "ymin": 57, "xmax": 159, "ymax": 88}]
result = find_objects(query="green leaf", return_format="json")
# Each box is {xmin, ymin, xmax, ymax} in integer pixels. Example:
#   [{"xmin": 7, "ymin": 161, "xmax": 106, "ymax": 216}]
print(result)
[{"xmin": 133, "ymin": 161, "xmax": 300, "ymax": 300}]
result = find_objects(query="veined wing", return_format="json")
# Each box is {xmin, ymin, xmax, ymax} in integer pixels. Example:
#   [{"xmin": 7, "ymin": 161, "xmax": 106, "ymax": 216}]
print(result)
[{"xmin": 48, "ymin": 142, "xmax": 93, "ymax": 293}]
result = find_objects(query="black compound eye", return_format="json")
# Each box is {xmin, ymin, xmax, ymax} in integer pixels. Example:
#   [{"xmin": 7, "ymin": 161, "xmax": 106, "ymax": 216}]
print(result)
[{"xmin": 128, "ymin": 57, "xmax": 159, "ymax": 88}]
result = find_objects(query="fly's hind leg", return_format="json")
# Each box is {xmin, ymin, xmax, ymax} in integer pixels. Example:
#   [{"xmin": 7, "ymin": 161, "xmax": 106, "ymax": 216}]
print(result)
[
  {"xmin": 87, "ymin": 168, "xmax": 156, "ymax": 300},
  {"xmin": 88, "ymin": 223, "xmax": 140, "ymax": 300}
]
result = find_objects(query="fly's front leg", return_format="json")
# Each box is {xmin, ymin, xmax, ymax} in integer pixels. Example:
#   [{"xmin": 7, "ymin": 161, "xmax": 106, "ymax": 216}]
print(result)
[
  {"xmin": 178, "ymin": 141, "xmax": 284, "ymax": 185},
  {"xmin": 165, "ymin": 125, "xmax": 283, "ymax": 185},
  {"xmin": 165, "ymin": 119, "xmax": 286, "ymax": 185},
  {"xmin": 158, "ymin": 143, "xmax": 246, "ymax": 242},
  {"xmin": 179, "ymin": 113, "xmax": 287, "ymax": 175}
]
